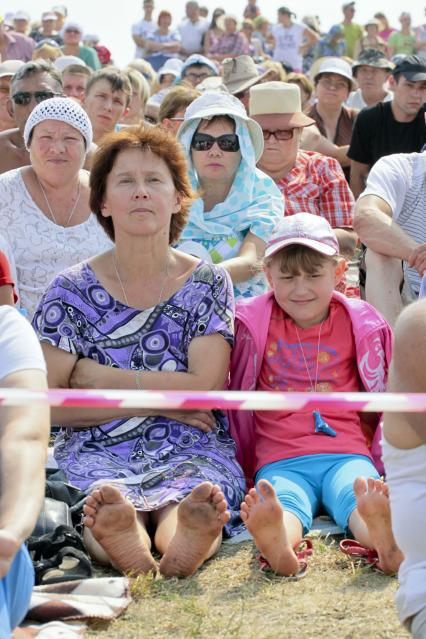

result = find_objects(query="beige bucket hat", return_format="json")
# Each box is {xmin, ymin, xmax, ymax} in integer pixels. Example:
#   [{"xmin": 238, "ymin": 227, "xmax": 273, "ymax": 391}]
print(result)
[
  {"xmin": 249, "ymin": 82, "xmax": 315, "ymax": 127},
  {"xmin": 223, "ymin": 55, "xmax": 275, "ymax": 95}
]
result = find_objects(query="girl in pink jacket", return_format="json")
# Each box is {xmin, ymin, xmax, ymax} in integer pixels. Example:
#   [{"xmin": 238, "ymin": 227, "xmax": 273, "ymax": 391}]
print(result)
[{"xmin": 228, "ymin": 213, "xmax": 403, "ymax": 577}]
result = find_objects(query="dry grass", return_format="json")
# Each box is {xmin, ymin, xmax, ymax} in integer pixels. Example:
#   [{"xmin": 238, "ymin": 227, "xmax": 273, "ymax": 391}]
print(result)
[{"xmin": 86, "ymin": 536, "xmax": 409, "ymax": 639}]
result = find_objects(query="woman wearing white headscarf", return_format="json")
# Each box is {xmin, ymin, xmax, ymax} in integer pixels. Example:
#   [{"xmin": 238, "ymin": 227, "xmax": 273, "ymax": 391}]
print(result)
[
  {"xmin": 177, "ymin": 91, "xmax": 283, "ymax": 299},
  {"xmin": 0, "ymin": 97, "xmax": 111, "ymax": 317}
]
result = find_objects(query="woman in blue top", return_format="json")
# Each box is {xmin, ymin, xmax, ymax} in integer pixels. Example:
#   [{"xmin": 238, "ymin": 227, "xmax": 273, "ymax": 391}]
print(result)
[{"xmin": 177, "ymin": 91, "xmax": 283, "ymax": 299}]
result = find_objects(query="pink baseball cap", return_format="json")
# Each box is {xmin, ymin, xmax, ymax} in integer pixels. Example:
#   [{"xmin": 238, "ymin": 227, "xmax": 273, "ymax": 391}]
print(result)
[{"xmin": 265, "ymin": 213, "xmax": 339, "ymax": 258}]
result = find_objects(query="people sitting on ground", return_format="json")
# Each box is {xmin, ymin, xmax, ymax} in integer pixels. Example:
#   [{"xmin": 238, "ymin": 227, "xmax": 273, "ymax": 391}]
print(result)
[
  {"xmin": 228, "ymin": 213, "xmax": 402, "ymax": 578},
  {"xmin": 387, "ymin": 13, "xmax": 415, "ymax": 58},
  {"xmin": 222, "ymin": 55, "xmax": 274, "ymax": 112},
  {"xmin": 0, "ymin": 304, "xmax": 50, "ymax": 636},
  {"xmin": 315, "ymin": 24, "xmax": 346, "ymax": 59},
  {"xmin": 348, "ymin": 55, "xmax": 426, "ymax": 198},
  {"xmin": 57, "ymin": 59, "xmax": 92, "ymax": 104},
  {"xmin": 354, "ymin": 149, "xmax": 426, "ymax": 327},
  {"xmin": 159, "ymin": 84, "xmax": 200, "ymax": 134},
  {"xmin": 177, "ymin": 90, "xmax": 282, "ymax": 299},
  {"xmin": 309, "ymin": 57, "xmax": 358, "ymax": 181},
  {"xmin": 144, "ymin": 10, "xmax": 181, "ymax": 73},
  {"xmin": 180, "ymin": 53, "xmax": 218, "ymax": 88},
  {"xmin": 83, "ymin": 67, "xmax": 132, "ymax": 144},
  {"xmin": 346, "ymin": 49, "xmax": 393, "ymax": 110},
  {"xmin": 178, "ymin": 1, "xmax": 209, "ymax": 57},
  {"xmin": 119, "ymin": 68, "xmax": 150, "ymax": 127},
  {"xmin": 0, "ymin": 97, "xmax": 112, "ymax": 318},
  {"xmin": 0, "ymin": 60, "xmax": 24, "ymax": 133},
  {"xmin": 203, "ymin": 7, "xmax": 225, "ymax": 55},
  {"xmin": 353, "ymin": 18, "xmax": 386, "ymax": 59},
  {"xmin": 208, "ymin": 14, "xmax": 250, "ymax": 62},
  {"xmin": 382, "ymin": 300, "xmax": 426, "ymax": 639},
  {"xmin": 33, "ymin": 125, "xmax": 246, "ymax": 578},
  {"xmin": 250, "ymin": 82, "xmax": 356, "ymax": 260},
  {"xmin": 60, "ymin": 22, "xmax": 101, "ymax": 71}
]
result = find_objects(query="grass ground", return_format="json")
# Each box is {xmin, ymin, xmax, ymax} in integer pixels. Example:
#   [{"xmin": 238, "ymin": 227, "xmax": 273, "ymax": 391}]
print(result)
[{"xmin": 86, "ymin": 534, "xmax": 409, "ymax": 639}]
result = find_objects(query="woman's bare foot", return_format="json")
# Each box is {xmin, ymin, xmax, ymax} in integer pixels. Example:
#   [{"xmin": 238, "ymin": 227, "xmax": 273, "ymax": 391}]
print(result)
[
  {"xmin": 83, "ymin": 485, "xmax": 157, "ymax": 575},
  {"xmin": 354, "ymin": 477, "xmax": 404, "ymax": 574},
  {"xmin": 240, "ymin": 480, "xmax": 301, "ymax": 576},
  {"xmin": 159, "ymin": 482, "xmax": 229, "ymax": 577}
]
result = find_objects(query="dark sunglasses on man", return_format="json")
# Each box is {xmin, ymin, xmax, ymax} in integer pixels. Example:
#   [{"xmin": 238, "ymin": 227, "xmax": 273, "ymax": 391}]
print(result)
[
  {"xmin": 191, "ymin": 133, "xmax": 240, "ymax": 152},
  {"xmin": 11, "ymin": 91, "xmax": 62, "ymax": 106}
]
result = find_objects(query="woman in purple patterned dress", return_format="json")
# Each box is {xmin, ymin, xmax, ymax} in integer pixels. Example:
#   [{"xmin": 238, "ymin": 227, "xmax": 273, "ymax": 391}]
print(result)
[{"xmin": 32, "ymin": 126, "xmax": 245, "ymax": 578}]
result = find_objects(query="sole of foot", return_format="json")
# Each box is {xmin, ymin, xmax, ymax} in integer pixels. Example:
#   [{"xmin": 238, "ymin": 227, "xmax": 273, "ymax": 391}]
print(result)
[
  {"xmin": 240, "ymin": 479, "xmax": 301, "ymax": 576},
  {"xmin": 83, "ymin": 484, "xmax": 157, "ymax": 576},
  {"xmin": 159, "ymin": 482, "xmax": 229, "ymax": 578},
  {"xmin": 354, "ymin": 476, "xmax": 404, "ymax": 575}
]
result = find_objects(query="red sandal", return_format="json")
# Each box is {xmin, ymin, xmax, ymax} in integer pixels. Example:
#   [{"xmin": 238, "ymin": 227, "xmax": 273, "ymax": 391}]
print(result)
[
  {"xmin": 258, "ymin": 538, "xmax": 313, "ymax": 579},
  {"xmin": 339, "ymin": 539, "xmax": 380, "ymax": 570}
]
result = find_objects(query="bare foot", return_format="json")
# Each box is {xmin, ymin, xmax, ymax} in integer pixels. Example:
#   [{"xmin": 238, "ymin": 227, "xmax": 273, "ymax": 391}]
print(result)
[
  {"xmin": 240, "ymin": 479, "xmax": 300, "ymax": 576},
  {"xmin": 83, "ymin": 485, "xmax": 157, "ymax": 575},
  {"xmin": 159, "ymin": 482, "xmax": 229, "ymax": 577},
  {"xmin": 354, "ymin": 477, "xmax": 404, "ymax": 574}
]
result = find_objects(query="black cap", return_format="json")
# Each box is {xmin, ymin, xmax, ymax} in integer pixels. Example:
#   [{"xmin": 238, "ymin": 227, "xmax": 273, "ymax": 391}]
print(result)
[
  {"xmin": 278, "ymin": 6, "xmax": 296, "ymax": 17},
  {"xmin": 392, "ymin": 55, "xmax": 426, "ymax": 81}
]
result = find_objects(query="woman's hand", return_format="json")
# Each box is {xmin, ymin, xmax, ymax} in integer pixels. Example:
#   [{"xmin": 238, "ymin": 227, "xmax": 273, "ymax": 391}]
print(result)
[
  {"xmin": 159, "ymin": 410, "xmax": 216, "ymax": 432},
  {"xmin": 70, "ymin": 357, "xmax": 108, "ymax": 389}
]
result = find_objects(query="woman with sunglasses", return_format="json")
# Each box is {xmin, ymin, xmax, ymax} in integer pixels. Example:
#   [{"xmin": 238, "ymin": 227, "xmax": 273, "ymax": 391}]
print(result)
[
  {"xmin": 177, "ymin": 91, "xmax": 282, "ymax": 299},
  {"xmin": 33, "ymin": 125, "xmax": 246, "ymax": 578},
  {"xmin": 0, "ymin": 97, "xmax": 111, "ymax": 318}
]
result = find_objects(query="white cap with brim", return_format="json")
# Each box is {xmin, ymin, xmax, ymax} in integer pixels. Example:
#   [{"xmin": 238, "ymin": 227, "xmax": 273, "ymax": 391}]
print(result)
[
  {"xmin": 265, "ymin": 213, "xmax": 339, "ymax": 258},
  {"xmin": 54, "ymin": 55, "xmax": 88, "ymax": 72},
  {"xmin": 314, "ymin": 57, "xmax": 355, "ymax": 90},
  {"xmin": 0, "ymin": 59, "xmax": 24, "ymax": 78},
  {"xmin": 179, "ymin": 90, "xmax": 264, "ymax": 162}
]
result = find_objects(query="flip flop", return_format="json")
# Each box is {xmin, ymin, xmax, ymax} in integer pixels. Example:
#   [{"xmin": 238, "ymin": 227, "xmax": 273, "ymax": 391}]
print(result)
[
  {"xmin": 33, "ymin": 546, "xmax": 92, "ymax": 585},
  {"xmin": 258, "ymin": 538, "xmax": 313, "ymax": 579},
  {"xmin": 339, "ymin": 539, "xmax": 381, "ymax": 570}
]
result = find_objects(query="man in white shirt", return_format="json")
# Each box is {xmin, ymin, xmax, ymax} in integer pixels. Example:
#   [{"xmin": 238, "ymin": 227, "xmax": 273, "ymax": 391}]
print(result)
[
  {"xmin": 131, "ymin": 0, "xmax": 157, "ymax": 59},
  {"xmin": 354, "ymin": 151, "xmax": 426, "ymax": 326},
  {"xmin": 272, "ymin": 6, "xmax": 319, "ymax": 72},
  {"xmin": 346, "ymin": 48, "xmax": 393, "ymax": 109},
  {"xmin": 178, "ymin": 1, "xmax": 209, "ymax": 57},
  {"xmin": 0, "ymin": 305, "xmax": 50, "ymax": 636}
]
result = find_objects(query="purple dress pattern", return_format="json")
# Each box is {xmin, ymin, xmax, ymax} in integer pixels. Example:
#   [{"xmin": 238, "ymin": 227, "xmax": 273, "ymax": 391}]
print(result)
[{"xmin": 33, "ymin": 261, "xmax": 246, "ymax": 534}]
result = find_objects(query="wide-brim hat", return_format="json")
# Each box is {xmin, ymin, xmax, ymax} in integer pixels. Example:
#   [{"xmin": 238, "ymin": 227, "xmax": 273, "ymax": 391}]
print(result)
[
  {"xmin": 0, "ymin": 59, "xmax": 24, "ymax": 78},
  {"xmin": 352, "ymin": 48, "xmax": 394, "ymax": 73},
  {"xmin": 179, "ymin": 90, "xmax": 264, "ymax": 162},
  {"xmin": 217, "ymin": 14, "xmax": 239, "ymax": 32},
  {"xmin": 314, "ymin": 57, "xmax": 355, "ymax": 90},
  {"xmin": 249, "ymin": 81, "xmax": 315, "ymax": 128},
  {"xmin": 223, "ymin": 55, "xmax": 276, "ymax": 95}
]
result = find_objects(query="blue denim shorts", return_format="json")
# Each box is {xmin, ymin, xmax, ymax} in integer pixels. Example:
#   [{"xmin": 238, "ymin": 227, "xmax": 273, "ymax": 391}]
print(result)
[{"xmin": 256, "ymin": 453, "xmax": 380, "ymax": 535}]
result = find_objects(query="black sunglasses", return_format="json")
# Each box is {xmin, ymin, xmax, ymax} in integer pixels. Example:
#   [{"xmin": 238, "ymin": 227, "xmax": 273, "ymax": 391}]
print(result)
[
  {"xmin": 191, "ymin": 133, "xmax": 240, "ymax": 152},
  {"xmin": 12, "ymin": 91, "xmax": 62, "ymax": 105}
]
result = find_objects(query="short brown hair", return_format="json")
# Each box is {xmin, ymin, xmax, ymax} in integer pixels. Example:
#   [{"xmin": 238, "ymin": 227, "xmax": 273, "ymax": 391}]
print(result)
[
  {"xmin": 287, "ymin": 73, "xmax": 314, "ymax": 100},
  {"xmin": 86, "ymin": 66, "xmax": 132, "ymax": 105},
  {"xmin": 159, "ymin": 85, "xmax": 200, "ymax": 121},
  {"xmin": 264, "ymin": 244, "xmax": 339, "ymax": 274},
  {"xmin": 158, "ymin": 10, "xmax": 172, "ymax": 25},
  {"xmin": 90, "ymin": 127, "xmax": 195, "ymax": 244}
]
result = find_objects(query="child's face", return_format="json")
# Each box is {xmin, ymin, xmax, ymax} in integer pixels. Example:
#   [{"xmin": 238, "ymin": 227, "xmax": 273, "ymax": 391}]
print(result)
[{"xmin": 265, "ymin": 255, "xmax": 346, "ymax": 328}]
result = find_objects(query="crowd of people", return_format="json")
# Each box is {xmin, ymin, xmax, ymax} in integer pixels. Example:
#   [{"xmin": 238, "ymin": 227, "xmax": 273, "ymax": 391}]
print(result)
[{"xmin": 0, "ymin": 1, "xmax": 426, "ymax": 638}]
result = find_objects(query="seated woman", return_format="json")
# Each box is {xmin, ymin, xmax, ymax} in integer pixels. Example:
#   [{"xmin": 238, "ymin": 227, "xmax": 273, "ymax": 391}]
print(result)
[
  {"xmin": 32, "ymin": 126, "xmax": 246, "ymax": 578},
  {"xmin": 177, "ymin": 91, "xmax": 283, "ymax": 299},
  {"xmin": 0, "ymin": 97, "xmax": 112, "ymax": 318}
]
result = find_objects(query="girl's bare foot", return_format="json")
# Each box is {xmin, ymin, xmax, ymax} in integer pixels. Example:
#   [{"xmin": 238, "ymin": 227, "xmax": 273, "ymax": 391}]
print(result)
[
  {"xmin": 159, "ymin": 482, "xmax": 229, "ymax": 577},
  {"xmin": 240, "ymin": 479, "xmax": 301, "ymax": 576},
  {"xmin": 83, "ymin": 485, "xmax": 157, "ymax": 575},
  {"xmin": 354, "ymin": 477, "xmax": 404, "ymax": 574}
]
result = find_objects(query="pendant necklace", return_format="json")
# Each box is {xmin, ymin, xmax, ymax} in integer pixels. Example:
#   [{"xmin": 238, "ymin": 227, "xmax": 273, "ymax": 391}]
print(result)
[
  {"xmin": 113, "ymin": 253, "xmax": 170, "ymax": 309},
  {"xmin": 37, "ymin": 175, "xmax": 81, "ymax": 228},
  {"xmin": 294, "ymin": 320, "xmax": 337, "ymax": 437}
]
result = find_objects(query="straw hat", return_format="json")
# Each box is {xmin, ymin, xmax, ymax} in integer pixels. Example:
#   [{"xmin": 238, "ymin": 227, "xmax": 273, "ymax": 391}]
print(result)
[
  {"xmin": 223, "ymin": 55, "xmax": 275, "ymax": 95},
  {"xmin": 249, "ymin": 82, "xmax": 315, "ymax": 128}
]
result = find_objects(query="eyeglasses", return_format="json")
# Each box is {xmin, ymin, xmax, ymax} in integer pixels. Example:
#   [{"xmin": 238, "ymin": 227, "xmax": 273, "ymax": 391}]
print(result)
[
  {"xmin": 262, "ymin": 128, "xmax": 296, "ymax": 141},
  {"xmin": 12, "ymin": 91, "xmax": 62, "ymax": 105},
  {"xmin": 317, "ymin": 78, "xmax": 349, "ymax": 91},
  {"xmin": 185, "ymin": 72, "xmax": 210, "ymax": 82},
  {"xmin": 191, "ymin": 133, "xmax": 240, "ymax": 152}
]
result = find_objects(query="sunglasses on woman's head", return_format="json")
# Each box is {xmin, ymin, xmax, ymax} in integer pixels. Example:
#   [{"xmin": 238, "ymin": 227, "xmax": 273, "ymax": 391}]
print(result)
[
  {"xmin": 191, "ymin": 133, "xmax": 240, "ymax": 152},
  {"xmin": 12, "ymin": 91, "xmax": 62, "ymax": 105}
]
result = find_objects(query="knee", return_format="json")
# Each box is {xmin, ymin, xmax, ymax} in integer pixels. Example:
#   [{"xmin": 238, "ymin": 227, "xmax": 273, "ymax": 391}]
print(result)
[{"xmin": 365, "ymin": 249, "xmax": 403, "ymax": 280}]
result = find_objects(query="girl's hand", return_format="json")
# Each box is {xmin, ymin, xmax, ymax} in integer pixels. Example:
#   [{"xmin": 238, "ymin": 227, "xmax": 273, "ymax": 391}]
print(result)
[{"xmin": 69, "ymin": 358, "xmax": 107, "ymax": 389}]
